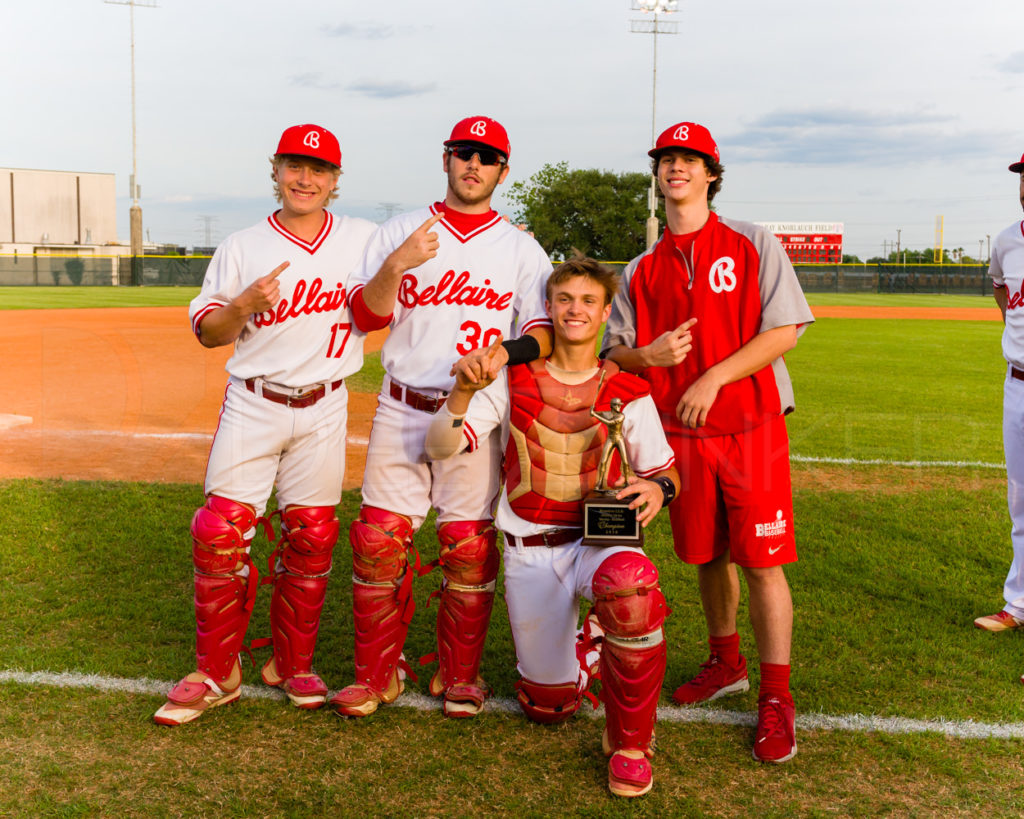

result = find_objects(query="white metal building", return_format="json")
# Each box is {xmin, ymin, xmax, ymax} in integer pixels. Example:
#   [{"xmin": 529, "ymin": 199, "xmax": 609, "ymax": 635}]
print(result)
[{"xmin": 0, "ymin": 167, "xmax": 121, "ymax": 255}]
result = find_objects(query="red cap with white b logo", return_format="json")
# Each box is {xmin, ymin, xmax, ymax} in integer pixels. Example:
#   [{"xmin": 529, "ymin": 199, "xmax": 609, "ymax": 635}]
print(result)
[
  {"xmin": 649, "ymin": 122, "xmax": 720, "ymax": 163},
  {"xmin": 275, "ymin": 124, "xmax": 342, "ymax": 167},
  {"xmin": 443, "ymin": 116, "xmax": 511, "ymax": 159}
]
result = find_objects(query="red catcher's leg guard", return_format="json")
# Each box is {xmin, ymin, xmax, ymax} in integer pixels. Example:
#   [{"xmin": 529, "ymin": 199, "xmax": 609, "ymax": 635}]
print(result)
[
  {"xmin": 431, "ymin": 520, "xmax": 498, "ymax": 717},
  {"xmin": 332, "ymin": 507, "xmax": 416, "ymax": 716},
  {"xmin": 516, "ymin": 678, "xmax": 582, "ymax": 724},
  {"xmin": 266, "ymin": 507, "xmax": 338, "ymax": 677},
  {"xmin": 191, "ymin": 496, "xmax": 258, "ymax": 686},
  {"xmin": 593, "ymin": 551, "xmax": 668, "ymax": 757}
]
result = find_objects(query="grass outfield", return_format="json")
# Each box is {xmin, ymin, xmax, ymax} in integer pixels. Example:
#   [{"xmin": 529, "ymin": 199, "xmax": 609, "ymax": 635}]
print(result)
[
  {"xmin": 803, "ymin": 292, "xmax": 993, "ymax": 308},
  {"xmin": 0, "ymin": 286, "xmax": 200, "ymax": 309},
  {"xmin": 786, "ymin": 318, "xmax": 1004, "ymax": 464},
  {"xmin": 0, "ymin": 286, "xmax": 999, "ymax": 310},
  {"xmin": 0, "ymin": 471, "xmax": 1020, "ymax": 816},
  {"xmin": 1, "ymin": 296, "xmax": 1020, "ymax": 815}
]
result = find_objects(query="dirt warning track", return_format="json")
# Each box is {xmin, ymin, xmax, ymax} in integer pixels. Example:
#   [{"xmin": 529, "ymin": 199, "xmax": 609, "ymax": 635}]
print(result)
[{"xmin": 0, "ymin": 306, "xmax": 380, "ymax": 486}]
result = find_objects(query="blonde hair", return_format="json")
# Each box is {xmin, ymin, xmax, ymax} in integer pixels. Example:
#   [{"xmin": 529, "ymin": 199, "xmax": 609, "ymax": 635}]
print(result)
[{"xmin": 269, "ymin": 155, "xmax": 342, "ymax": 204}]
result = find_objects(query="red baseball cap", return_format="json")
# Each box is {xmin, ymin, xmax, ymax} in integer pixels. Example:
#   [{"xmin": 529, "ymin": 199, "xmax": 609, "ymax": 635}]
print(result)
[
  {"xmin": 649, "ymin": 121, "xmax": 720, "ymax": 163},
  {"xmin": 1009, "ymin": 152, "xmax": 1024, "ymax": 173},
  {"xmin": 443, "ymin": 116, "xmax": 511, "ymax": 159},
  {"xmin": 275, "ymin": 124, "xmax": 341, "ymax": 167}
]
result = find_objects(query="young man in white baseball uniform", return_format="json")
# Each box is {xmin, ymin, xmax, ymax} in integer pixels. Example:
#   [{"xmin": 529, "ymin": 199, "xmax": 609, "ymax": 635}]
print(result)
[
  {"xmin": 154, "ymin": 124, "xmax": 376, "ymax": 725},
  {"xmin": 330, "ymin": 116, "xmax": 553, "ymax": 719},
  {"xmin": 975, "ymin": 151, "xmax": 1024, "ymax": 641},
  {"xmin": 425, "ymin": 258, "xmax": 679, "ymax": 798}
]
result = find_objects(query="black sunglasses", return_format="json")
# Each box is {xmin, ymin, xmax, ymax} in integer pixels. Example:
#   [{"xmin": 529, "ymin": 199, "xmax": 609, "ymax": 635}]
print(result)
[{"xmin": 446, "ymin": 145, "xmax": 507, "ymax": 166}]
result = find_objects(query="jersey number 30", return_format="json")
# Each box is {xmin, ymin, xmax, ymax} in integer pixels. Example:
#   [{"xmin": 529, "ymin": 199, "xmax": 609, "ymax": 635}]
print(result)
[{"xmin": 456, "ymin": 320, "xmax": 501, "ymax": 355}]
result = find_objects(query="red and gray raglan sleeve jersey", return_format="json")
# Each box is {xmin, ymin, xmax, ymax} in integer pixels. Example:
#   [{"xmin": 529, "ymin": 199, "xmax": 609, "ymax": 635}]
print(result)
[{"xmin": 602, "ymin": 213, "xmax": 814, "ymax": 436}]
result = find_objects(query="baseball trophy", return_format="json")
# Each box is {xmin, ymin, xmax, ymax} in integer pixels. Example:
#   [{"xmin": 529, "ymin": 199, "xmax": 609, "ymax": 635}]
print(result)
[{"xmin": 582, "ymin": 397, "xmax": 643, "ymax": 547}]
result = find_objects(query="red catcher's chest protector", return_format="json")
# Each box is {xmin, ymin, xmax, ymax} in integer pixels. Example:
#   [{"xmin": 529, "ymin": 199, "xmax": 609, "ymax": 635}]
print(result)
[{"xmin": 504, "ymin": 359, "xmax": 649, "ymax": 527}]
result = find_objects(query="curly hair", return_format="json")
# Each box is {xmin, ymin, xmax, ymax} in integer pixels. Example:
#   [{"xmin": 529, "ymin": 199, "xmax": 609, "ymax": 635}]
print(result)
[{"xmin": 650, "ymin": 150, "xmax": 724, "ymax": 203}]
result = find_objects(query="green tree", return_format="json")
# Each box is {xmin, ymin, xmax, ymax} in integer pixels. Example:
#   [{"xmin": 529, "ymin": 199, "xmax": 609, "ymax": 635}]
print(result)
[
  {"xmin": 505, "ymin": 162, "xmax": 663, "ymax": 261},
  {"xmin": 868, "ymin": 248, "xmax": 958, "ymax": 265}
]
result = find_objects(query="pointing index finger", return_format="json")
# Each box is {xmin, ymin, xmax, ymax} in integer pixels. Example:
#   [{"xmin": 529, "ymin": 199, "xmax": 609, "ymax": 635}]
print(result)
[
  {"xmin": 673, "ymin": 318, "xmax": 697, "ymax": 335},
  {"xmin": 266, "ymin": 261, "xmax": 289, "ymax": 280},
  {"xmin": 421, "ymin": 211, "xmax": 445, "ymax": 231}
]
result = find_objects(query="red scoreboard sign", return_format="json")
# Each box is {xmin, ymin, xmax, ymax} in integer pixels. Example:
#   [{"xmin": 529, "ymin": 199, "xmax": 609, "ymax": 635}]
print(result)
[{"xmin": 755, "ymin": 222, "xmax": 844, "ymax": 263}]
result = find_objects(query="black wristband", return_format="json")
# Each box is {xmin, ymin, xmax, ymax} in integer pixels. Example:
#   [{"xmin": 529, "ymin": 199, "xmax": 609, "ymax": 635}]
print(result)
[
  {"xmin": 502, "ymin": 335, "xmax": 541, "ymax": 366},
  {"xmin": 652, "ymin": 476, "xmax": 677, "ymax": 506}
]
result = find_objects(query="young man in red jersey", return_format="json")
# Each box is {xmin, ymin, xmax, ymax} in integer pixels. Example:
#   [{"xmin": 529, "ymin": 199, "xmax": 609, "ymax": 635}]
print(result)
[{"xmin": 602, "ymin": 121, "xmax": 814, "ymax": 763}]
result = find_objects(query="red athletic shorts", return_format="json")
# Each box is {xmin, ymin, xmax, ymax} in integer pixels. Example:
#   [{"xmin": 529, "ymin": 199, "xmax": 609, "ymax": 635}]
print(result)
[{"xmin": 666, "ymin": 414, "xmax": 797, "ymax": 568}]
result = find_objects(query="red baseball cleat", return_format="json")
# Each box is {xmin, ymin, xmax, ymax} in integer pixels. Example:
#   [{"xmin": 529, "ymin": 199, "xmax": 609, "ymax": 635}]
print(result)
[
  {"xmin": 974, "ymin": 610, "xmax": 1024, "ymax": 632},
  {"xmin": 671, "ymin": 653, "xmax": 749, "ymax": 705},
  {"xmin": 752, "ymin": 694, "xmax": 797, "ymax": 763}
]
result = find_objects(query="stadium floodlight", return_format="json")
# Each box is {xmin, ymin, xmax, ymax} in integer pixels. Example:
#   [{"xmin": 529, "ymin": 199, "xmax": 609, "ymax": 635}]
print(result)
[
  {"xmin": 634, "ymin": 0, "xmax": 678, "ymax": 12},
  {"xmin": 105, "ymin": 0, "xmax": 157, "ymax": 265},
  {"xmin": 630, "ymin": 1, "xmax": 679, "ymax": 247}
]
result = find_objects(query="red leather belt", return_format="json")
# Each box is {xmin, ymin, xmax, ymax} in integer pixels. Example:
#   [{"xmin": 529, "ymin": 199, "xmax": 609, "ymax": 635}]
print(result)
[
  {"xmin": 389, "ymin": 381, "xmax": 447, "ymax": 414},
  {"xmin": 245, "ymin": 378, "xmax": 343, "ymax": 409},
  {"xmin": 1012, "ymin": 367, "xmax": 1024, "ymax": 382},
  {"xmin": 506, "ymin": 528, "xmax": 584, "ymax": 548}
]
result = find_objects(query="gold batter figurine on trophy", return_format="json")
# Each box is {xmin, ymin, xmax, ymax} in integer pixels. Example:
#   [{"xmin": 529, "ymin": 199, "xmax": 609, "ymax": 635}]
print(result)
[
  {"xmin": 583, "ymin": 396, "xmax": 643, "ymax": 546},
  {"xmin": 591, "ymin": 397, "xmax": 635, "ymax": 493}
]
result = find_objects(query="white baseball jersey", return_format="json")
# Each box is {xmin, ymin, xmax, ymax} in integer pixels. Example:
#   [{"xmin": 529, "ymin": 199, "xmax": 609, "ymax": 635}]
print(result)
[
  {"xmin": 190, "ymin": 211, "xmax": 377, "ymax": 388},
  {"xmin": 348, "ymin": 204, "xmax": 553, "ymax": 392},
  {"xmin": 990, "ymin": 219, "xmax": 1024, "ymax": 368},
  {"xmin": 193, "ymin": 209, "xmax": 375, "ymax": 512},
  {"xmin": 457, "ymin": 373, "xmax": 675, "ymax": 537},
  {"xmin": 989, "ymin": 218, "xmax": 1024, "ymax": 619}
]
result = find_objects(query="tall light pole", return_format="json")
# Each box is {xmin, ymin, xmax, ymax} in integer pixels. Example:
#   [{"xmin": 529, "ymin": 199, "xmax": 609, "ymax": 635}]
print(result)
[
  {"xmin": 105, "ymin": 0, "xmax": 157, "ymax": 281},
  {"xmin": 631, "ymin": 1, "xmax": 678, "ymax": 247}
]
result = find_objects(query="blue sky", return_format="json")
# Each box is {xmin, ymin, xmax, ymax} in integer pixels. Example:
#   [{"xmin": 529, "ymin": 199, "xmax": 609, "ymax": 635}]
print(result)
[{"xmin": 4, "ymin": 0, "xmax": 1022, "ymax": 260}]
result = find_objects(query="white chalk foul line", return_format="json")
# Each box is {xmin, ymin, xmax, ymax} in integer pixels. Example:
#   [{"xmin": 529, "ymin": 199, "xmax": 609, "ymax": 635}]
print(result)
[
  {"xmin": 790, "ymin": 454, "xmax": 1006, "ymax": 470},
  {"xmin": 0, "ymin": 427, "xmax": 1006, "ymax": 470},
  {"xmin": 2, "ymin": 669, "xmax": 1021, "ymax": 740},
  {"xmin": 1, "ymin": 423, "xmax": 1004, "ymax": 471},
  {"xmin": 3, "ymin": 430, "xmax": 372, "ymax": 446}
]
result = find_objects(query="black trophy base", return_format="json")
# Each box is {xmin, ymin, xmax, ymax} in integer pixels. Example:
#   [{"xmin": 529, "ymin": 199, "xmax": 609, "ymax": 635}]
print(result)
[{"xmin": 581, "ymin": 490, "xmax": 643, "ymax": 547}]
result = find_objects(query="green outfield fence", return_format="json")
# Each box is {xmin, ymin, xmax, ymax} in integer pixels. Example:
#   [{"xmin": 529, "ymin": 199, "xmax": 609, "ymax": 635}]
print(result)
[
  {"xmin": 600, "ymin": 261, "xmax": 990, "ymax": 295},
  {"xmin": 0, "ymin": 254, "xmax": 212, "ymax": 287},
  {"xmin": 0, "ymin": 255, "xmax": 993, "ymax": 295}
]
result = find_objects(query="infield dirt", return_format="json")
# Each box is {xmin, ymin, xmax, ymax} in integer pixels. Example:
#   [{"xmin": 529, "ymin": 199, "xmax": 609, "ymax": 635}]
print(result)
[{"xmin": 0, "ymin": 303, "xmax": 1001, "ymax": 487}]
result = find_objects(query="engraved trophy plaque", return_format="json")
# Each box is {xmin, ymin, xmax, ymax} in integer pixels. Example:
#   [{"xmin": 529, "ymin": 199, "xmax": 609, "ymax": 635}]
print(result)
[{"xmin": 581, "ymin": 396, "xmax": 643, "ymax": 547}]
